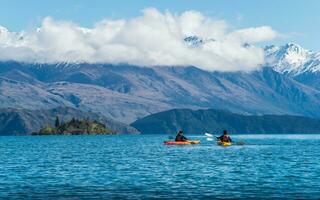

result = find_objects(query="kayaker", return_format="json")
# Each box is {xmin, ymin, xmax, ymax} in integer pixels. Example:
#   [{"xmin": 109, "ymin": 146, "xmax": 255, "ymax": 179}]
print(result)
[
  {"xmin": 217, "ymin": 130, "xmax": 232, "ymax": 143},
  {"xmin": 175, "ymin": 130, "xmax": 189, "ymax": 142}
]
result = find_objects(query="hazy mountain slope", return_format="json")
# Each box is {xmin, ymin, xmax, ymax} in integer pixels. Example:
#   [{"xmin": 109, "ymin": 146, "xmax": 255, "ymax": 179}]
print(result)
[
  {"xmin": 222, "ymin": 67, "xmax": 320, "ymax": 117},
  {"xmin": 45, "ymin": 82, "xmax": 174, "ymax": 122},
  {"xmin": 131, "ymin": 109, "xmax": 320, "ymax": 135},
  {"xmin": 0, "ymin": 77, "xmax": 73, "ymax": 109},
  {"xmin": 0, "ymin": 107, "xmax": 139, "ymax": 135},
  {"xmin": 294, "ymin": 72, "xmax": 320, "ymax": 91},
  {"xmin": 159, "ymin": 66, "xmax": 320, "ymax": 117}
]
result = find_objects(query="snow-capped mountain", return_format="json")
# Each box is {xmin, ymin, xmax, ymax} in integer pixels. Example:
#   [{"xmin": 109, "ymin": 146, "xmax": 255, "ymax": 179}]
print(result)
[
  {"xmin": 265, "ymin": 43, "xmax": 320, "ymax": 76},
  {"xmin": 1, "ymin": 42, "xmax": 320, "ymax": 124}
]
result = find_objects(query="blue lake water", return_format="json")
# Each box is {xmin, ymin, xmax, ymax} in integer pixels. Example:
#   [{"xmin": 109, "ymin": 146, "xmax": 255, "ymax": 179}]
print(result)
[{"xmin": 0, "ymin": 134, "xmax": 320, "ymax": 199}]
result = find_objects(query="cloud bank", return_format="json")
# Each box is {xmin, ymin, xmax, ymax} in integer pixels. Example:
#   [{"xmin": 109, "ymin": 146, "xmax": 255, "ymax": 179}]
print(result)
[{"xmin": 0, "ymin": 8, "xmax": 278, "ymax": 71}]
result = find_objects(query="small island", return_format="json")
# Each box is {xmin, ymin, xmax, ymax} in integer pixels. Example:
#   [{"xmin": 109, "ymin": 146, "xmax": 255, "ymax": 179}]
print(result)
[{"xmin": 33, "ymin": 116, "xmax": 116, "ymax": 135}]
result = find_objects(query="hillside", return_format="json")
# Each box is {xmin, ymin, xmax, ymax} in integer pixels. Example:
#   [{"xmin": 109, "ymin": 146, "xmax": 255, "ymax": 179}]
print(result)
[
  {"xmin": 131, "ymin": 109, "xmax": 320, "ymax": 135},
  {"xmin": 0, "ymin": 107, "xmax": 139, "ymax": 135}
]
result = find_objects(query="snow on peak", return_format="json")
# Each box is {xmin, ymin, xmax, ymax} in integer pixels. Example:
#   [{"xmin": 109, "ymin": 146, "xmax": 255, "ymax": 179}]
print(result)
[
  {"xmin": 183, "ymin": 36, "xmax": 216, "ymax": 48},
  {"xmin": 0, "ymin": 26, "xmax": 9, "ymax": 34},
  {"xmin": 0, "ymin": 26, "xmax": 25, "ymax": 47},
  {"xmin": 184, "ymin": 36, "xmax": 204, "ymax": 47},
  {"xmin": 265, "ymin": 43, "xmax": 320, "ymax": 75},
  {"xmin": 279, "ymin": 43, "xmax": 309, "ymax": 64}
]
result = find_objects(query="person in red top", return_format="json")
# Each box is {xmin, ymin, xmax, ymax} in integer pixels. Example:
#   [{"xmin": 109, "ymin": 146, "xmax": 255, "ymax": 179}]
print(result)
[{"xmin": 217, "ymin": 130, "xmax": 232, "ymax": 142}]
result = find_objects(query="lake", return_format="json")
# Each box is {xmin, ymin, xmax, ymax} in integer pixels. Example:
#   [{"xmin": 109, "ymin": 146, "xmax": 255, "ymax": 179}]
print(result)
[{"xmin": 0, "ymin": 134, "xmax": 320, "ymax": 199}]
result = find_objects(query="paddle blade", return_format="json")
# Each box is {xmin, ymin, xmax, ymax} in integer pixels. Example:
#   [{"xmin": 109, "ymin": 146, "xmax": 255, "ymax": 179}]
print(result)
[
  {"xmin": 206, "ymin": 137, "xmax": 214, "ymax": 141},
  {"xmin": 205, "ymin": 133, "xmax": 213, "ymax": 137}
]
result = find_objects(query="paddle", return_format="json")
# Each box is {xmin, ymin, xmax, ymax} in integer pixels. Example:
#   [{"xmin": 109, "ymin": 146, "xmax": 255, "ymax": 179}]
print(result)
[
  {"xmin": 205, "ymin": 132, "xmax": 217, "ymax": 142},
  {"xmin": 204, "ymin": 132, "xmax": 245, "ymax": 145},
  {"xmin": 205, "ymin": 133, "xmax": 215, "ymax": 138}
]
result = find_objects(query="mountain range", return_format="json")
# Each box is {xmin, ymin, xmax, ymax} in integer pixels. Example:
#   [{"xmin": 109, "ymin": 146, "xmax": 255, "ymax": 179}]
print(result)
[{"xmin": 1, "ymin": 43, "xmax": 320, "ymax": 126}]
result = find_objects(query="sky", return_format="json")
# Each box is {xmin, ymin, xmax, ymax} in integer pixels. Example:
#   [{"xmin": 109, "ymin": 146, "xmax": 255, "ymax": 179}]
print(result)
[
  {"xmin": 0, "ymin": 0, "xmax": 318, "ymax": 50},
  {"xmin": 0, "ymin": 0, "xmax": 318, "ymax": 71}
]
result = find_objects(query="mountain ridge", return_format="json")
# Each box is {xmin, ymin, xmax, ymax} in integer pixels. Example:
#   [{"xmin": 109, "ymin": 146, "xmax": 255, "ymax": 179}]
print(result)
[{"xmin": 131, "ymin": 108, "xmax": 320, "ymax": 134}]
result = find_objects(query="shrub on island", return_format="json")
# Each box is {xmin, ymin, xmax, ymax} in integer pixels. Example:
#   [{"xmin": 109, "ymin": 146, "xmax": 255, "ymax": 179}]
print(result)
[{"xmin": 33, "ymin": 117, "xmax": 116, "ymax": 135}]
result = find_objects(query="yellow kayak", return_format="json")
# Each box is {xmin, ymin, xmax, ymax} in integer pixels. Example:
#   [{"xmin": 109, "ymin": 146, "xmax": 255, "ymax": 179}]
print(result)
[{"xmin": 217, "ymin": 141, "xmax": 232, "ymax": 147}]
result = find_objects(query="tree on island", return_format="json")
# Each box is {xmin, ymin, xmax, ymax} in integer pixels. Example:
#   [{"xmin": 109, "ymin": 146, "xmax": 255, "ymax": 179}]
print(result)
[{"xmin": 55, "ymin": 116, "xmax": 60, "ymax": 128}]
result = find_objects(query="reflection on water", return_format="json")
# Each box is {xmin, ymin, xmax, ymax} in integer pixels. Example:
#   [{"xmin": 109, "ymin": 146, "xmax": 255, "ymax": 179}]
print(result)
[{"xmin": 0, "ymin": 134, "xmax": 320, "ymax": 199}]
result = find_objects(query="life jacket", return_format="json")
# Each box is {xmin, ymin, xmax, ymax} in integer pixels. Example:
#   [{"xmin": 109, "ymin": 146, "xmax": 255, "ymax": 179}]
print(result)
[
  {"xmin": 175, "ymin": 134, "xmax": 187, "ymax": 141},
  {"xmin": 175, "ymin": 134, "xmax": 183, "ymax": 141},
  {"xmin": 221, "ymin": 135, "xmax": 231, "ymax": 142}
]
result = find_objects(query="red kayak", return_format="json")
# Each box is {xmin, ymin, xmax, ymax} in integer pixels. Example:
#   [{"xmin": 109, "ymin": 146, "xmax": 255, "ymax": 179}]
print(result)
[{"xmin": 164, "ymin": 140, "xmax": 200, "ymax": 145}]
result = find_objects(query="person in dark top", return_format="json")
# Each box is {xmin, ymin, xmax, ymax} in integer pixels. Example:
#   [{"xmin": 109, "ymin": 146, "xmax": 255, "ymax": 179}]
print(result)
[
  {"xmin": 217, "ymin": 130, "xmax": 232, "ymax": 143},
  {"xmin": 175, "ymin": 130, "xmax": 189, "ymax": 142}
]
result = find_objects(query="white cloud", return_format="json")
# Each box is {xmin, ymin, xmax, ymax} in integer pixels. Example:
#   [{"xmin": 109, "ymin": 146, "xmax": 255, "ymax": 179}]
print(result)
[{"xmin": 0, "ymin": 8, "xmax": 278, "ymax": 71}]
